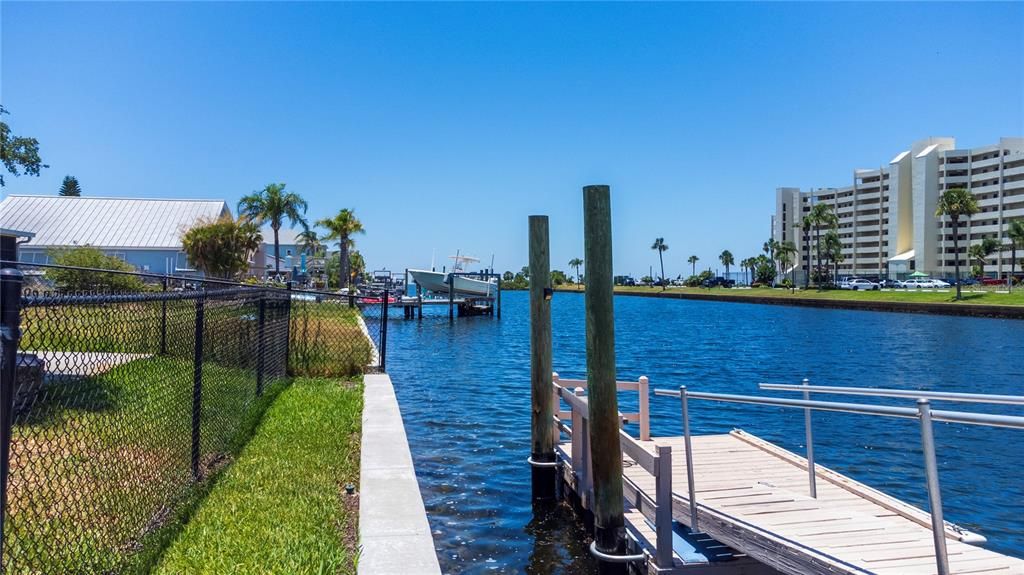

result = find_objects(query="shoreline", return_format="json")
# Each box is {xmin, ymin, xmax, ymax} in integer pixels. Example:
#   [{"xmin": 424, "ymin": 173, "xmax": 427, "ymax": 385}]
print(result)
[{"xmin": 532, "ymin": 287, "xmax": 1024, "ymax": 319}]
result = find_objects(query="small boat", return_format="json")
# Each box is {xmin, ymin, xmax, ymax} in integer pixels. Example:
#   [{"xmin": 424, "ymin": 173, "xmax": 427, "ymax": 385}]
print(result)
[{"xmin": 408, "ymin": 254, "xmax": 497, "ymax": 297}]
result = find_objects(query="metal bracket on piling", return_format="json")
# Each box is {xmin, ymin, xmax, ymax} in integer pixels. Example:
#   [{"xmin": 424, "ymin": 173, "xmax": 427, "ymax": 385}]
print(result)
[
  {"xmin": 526, "ymin": 456, "xmax": 559, "ymax": 468},
  {"xmin": 588, "ymin": 541, "xmax": 646, "ymax": 563}
]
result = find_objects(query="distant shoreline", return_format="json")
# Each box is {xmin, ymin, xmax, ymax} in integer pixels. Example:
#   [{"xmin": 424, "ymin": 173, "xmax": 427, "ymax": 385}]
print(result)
[{"xmin": 520, "ymin": 286, "xmax": 1024, "ymax": 320}]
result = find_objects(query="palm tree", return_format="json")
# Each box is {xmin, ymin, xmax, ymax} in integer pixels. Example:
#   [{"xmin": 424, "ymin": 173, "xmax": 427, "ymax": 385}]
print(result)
[
  {"xmin": 317, "ymin": 209, "xmax": 365, "ymax": 291},
  {"xmin": 809, "ymin": 203, "xmax": 838, "ymax": 288},
  {"xmin": 238, "ymin": 183, "xmax": 308, "ymax": 276},
  {"xmin": 969, "ymin": 238, "xmax": 1000, "ymax": 277},
  {"xmin": 651, "ymin": 238, "xmax": 669, "ymax": 288},
  {"xmin": 740, "ymin": 257, "xmax": 755, "ymax": 285},
  {"xmin": 181, "ymin": 216, "xmax": 262, "ymax": 278},
  {"xmin": 568, "ymin": 258, "xmax": 584, "ymax": 286},
  {"xmin": 687, "ymin": 255, "xmax": 699, "ymax": 276},
  {"xmin": 1007, "ymin": 219, "xmax": 1024, "ymax": 290},
  {"xmin": 719, "ymin": 250, "xmax": 734, "ymax": 281},
  {"xmin": 776, "ymin": 241, "xmax": 797, "ymax": 285},
  {"xmin": 936, "ymin": 187, "xmax": 980, "ymax": 300},
  {"xmin": 823, "ymin": 231, "xmax": 843, "ymax": 286},
  {"xmin": 796, "ymin": 215, "xmax": 814, "ymax": 288},
  {"xmin": 297, "ymin": 228, "xmax": 323, "ymax": 285}
]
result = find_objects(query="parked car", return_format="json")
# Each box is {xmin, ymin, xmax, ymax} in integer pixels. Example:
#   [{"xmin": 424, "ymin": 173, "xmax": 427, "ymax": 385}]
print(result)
[
  {"xmin": 954, "ymin": 277, "xmax": 978, "ymax": 286},
  {"xmin": 701, "ymin": 277, "xmax": 736, "ymax": 288},
  {"xmin": 840, "ymin": 278, "xmax": 879, "ymax": 290},
  {"xmin": 878, "ymin": 279, "xmax": 902, "ymax": 289},
  {"xmin": 905, "ymin": 276, "xmax": 942, "ymax": 286},
  {"xmin": 981, "ymin": 277, "xmax": 1006, "ymax": 286}
]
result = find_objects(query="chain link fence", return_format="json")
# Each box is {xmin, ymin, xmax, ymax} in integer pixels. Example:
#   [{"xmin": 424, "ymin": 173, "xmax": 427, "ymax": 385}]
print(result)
[{"xmin": 0, "ymin": 263, "xmax": 386, "ymax": 573}]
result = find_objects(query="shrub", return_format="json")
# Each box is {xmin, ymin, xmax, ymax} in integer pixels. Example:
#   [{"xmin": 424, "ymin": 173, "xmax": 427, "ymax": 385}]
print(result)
[{"xmin": 45, "ymin": 246, "xmax": 145, "ymax": 292}]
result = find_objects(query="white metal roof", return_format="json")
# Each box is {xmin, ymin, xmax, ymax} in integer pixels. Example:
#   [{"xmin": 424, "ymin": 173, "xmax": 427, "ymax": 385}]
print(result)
[{"xmin": 0, "ymin": 195, "xmax": 230, "ymax": 249}]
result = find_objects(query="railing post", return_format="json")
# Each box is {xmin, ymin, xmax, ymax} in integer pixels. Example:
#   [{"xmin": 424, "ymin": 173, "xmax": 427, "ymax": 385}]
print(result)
[
  {"xmin": 571, "ymin": 386, "xmax": 584, "ymax": 496},
  {"xmin": 654, "ymin": 444, "xmax": 673, "ymax": 568},
  {"xmin": 680, "ymin": 385, "xmax": 698, "ymax": 531},
  {"xmin": 191, "ymin": 294, "xmax": 205, "ymax": 480},
  {"xmin": 918, "ymin": 399, "xmax": 950, "ymax": 575},
  {"xmin": 256, "ymin": 290, "xmax": 266, "ymax": 396},
  {"xmin": 380, "ymin": 289, "xmax": 389, "ymax": 372},
  {"xmin": 638, "ymin": 376, "xmax": 650, "ymax": 441},
  {"xmin": 160, "ymin": 276, "xmax": 168, "ymax": 354},
  {"xmin": 0, "ymin": 267, "xmax": 25, "ymax": 561},
  {"xmin": 551, "ymin": 372, "xmax": 561, "ymax": 439},
  {"xmin": 803, "ymin": 377, "xmax": 817, "ymax": 498}
]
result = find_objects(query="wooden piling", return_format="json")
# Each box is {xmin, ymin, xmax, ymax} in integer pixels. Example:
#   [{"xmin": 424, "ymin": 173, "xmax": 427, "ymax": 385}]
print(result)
[
  {"xmin": 529, "ymin": 215, "xmax": 556, "ymax": 500},
  {"xmin": 583, "ymin": 185, "xmax": 626, "ymax": 569}
]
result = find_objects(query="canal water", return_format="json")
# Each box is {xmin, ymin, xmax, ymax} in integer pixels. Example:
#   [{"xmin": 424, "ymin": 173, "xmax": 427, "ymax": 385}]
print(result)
[{"xmin": 385, "ymin": 290, "xmax": 1024, "ymax": 574}]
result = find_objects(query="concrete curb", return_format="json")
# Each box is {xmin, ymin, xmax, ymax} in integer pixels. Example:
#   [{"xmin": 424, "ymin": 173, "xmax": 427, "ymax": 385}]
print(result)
[{"xmin": 358, "ymin": 373, "xmax": 441, "ymax": 575}]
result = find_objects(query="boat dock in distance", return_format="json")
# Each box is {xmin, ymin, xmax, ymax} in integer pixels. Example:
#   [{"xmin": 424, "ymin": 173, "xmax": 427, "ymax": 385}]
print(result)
[
  {"xmin": 402, "ymin": 267, "xmax": 502, "ymax": 319},
  {"xmin": 552, "ymin": 374, "xmax": 1024, "ymax": 575}
]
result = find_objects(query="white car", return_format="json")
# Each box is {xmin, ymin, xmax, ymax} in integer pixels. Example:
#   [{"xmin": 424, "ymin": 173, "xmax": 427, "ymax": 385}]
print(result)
[
  {"xmin": 841, "ymin": 278, "xmax": 879, "ymax": 291},
  {"xmin": 931, "ymin": 279, "xmax": 951, "ymax": 288},
  {"xmin": 902, "ymin": 278, "xmax": 936, "ymax": 289}
]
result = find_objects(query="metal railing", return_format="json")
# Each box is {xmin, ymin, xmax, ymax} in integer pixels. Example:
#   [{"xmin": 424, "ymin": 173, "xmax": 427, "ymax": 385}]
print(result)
[
  {"xmin": 760, "ymin": 382, "xmax": 1024, "ymax": 406},
  {"xmin": 654, "ymin": 384, "xmax": 1024, "ymax": 575}
]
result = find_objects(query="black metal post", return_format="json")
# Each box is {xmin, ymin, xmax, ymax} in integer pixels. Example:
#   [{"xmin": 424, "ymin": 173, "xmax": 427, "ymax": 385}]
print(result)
[
  {"xmin": 160, "ymin": 276, "xmax": 168, "ymax": 355},
  {"xmin": 285, "ymin": 282, "xmax": 292, "ymax": 374},
  {"xmin": 380, "ymin": 289, "xmax": 389, "ymax": 372},
  {"xmin": 448, "ymin": 273, "xmax": 455, "ymax": 321},
  {"xmin": 496, "ymin": 272, "xmax": 502, "ymax": 319},
  {"xmin": 191, "ymin": 295, "xmax": 204, "ymax": 480},
  {"xmin": 256, "ymin": 291, "xmax": 266, "ymax": 395},
  {"xmin": 0, "ymin": 267, "xmax": 25, "ymax": 562}
]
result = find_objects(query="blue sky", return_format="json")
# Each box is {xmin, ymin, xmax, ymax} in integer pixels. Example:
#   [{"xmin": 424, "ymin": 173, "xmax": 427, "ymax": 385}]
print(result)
[{"xmin": 3, "ymin": 2, "xmax": 1022, "ymax": 278}]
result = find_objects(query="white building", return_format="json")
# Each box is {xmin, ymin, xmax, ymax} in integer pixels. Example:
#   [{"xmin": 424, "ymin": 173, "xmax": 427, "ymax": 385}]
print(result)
[{"xmin": 773, "ymin": 137, "xmax": 1024, "ymax": 280}]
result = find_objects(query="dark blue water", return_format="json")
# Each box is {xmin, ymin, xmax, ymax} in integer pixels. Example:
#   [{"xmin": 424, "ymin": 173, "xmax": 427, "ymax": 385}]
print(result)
[{"xmin": 386, "ymin": 291, "xmax": 1024, "ymax": 574}]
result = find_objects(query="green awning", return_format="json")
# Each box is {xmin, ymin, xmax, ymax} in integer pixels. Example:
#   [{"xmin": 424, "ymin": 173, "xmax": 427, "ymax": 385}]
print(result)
[{"xmin": 909, "ymin": 271, "xmax": 929, "ymax": 277}]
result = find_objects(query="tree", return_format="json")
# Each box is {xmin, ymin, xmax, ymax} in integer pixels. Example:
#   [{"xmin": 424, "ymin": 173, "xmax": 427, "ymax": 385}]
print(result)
[
  {"xmin": 640, "ymin": 275, "xmax": 654, "ymax": 286},
  {"xmin": 45, "ymin": 246, "xmax": 144, "ymax": 292},
  {"xmin": 520, "ymin": 265, "xmax": 530, "ymax": 280},
  {"xmin": 823, "ymin": 231, "xmax": 844, "ymax": 287},
  {"xmin": 0, "ymin": 105, "xmax": 48, "ymax": 187},
  {"xmin": 238, "ymin": 183, "xmax": 308, "ymax": 276},
  {"xmin": 753, "ymin": 254, "xmax": 777, "ymax": 285},
  {"xmin": 687, "ymin": 255, "xmax": 699, "ymax": 276},
  {"xmin": 296, "ymin": 228, "xmax": 324, "ymax": 285},
  {"xmin": 317, "ymin": 209, "xmax": 364, "ymax": 291},
  {"xmin": 349, "ymin": 250, "xmax": 366, "ymax": 284},
  {"xmin": 651, "ymin": 238, "xmax": 669, "ymax": 288},
  {"xmin": 550, "ymin": 269, "xmax": 569, "ymax": 286},
  {"xmin": 968, "ymin": 238, "xmax": 1000, "ymax": 277},
  {"xmin": 502, "ymin": 270, "xmax": 514, "ymax": 282},
  {"xmin": 1007, "ymin": 219, "xmax": 1024, "ymax": 290},
  {"xmin": 809, "ymin": 203, "xmax": 838, "ymax": 288},
  {"xmin": 797, "ymin": 215, "xmax": 814, "ymax": 288},
  {"xmin": 936, "ymin": 187, "xmax": 980, "ymax": 300},
  {"xmin": 776, "ymin": 241, "xmax": 797, "ymax": 285},
  {"xmin": 568, "ymin": 258, "xmax": 584, "ymax": 285},
  {"xmin": 739, "ymin": 257, "xmax": 754, "ymax": 285},
  {"xmin": 59, "ymin": 175, "xmax": 82, "ymax": 196},
  {"xmin": 181, "ymin": 216, "xmax": 263, "ymax": 278},
  {"xmin": 719, "ymin": 250, "xmax": 734, "ymax": 280}
]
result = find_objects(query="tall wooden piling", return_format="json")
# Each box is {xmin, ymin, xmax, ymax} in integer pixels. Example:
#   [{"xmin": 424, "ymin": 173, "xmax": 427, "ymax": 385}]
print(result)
[
  {"xmin": 529, "ymin": 215, "xmax": 556, "ymax": 500},
  {"xmin": 583, "ymin": 185, "xmax": 626, "ymax": 569}
]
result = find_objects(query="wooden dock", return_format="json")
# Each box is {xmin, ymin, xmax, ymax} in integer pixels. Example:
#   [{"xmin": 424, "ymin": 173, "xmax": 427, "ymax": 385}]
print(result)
[{"xmin": 553, "ymin": 377, "xmax": 1024, "ymax": 575}]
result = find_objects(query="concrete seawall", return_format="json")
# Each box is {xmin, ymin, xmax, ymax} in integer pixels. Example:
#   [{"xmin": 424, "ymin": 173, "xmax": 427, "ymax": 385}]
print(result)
[{"xmin": 359, "ymin": 373, "xmax": 441, "ymax": 574}]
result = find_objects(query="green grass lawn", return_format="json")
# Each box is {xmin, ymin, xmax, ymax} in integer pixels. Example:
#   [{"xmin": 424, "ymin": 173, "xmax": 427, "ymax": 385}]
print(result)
[
  {"xmin": 4, "ymin": 356, "xmax": 286, "ymax": 574},
  {"xmin": 289, "ymin": 301, "xmax": 373, "ymax": 377},
  {"xmin": 153, "ymin": 377, "xmax": 363, "ymax": 575},
  {"xmin": 554, "ymin": 284, "xmax": 1024, "ymax": 306}
]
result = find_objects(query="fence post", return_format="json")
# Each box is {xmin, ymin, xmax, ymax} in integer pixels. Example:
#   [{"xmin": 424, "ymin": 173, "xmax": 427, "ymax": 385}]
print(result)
[
  {"xmin": 285, "ymin": 282, "xmax": 292, "ymax": 374},
  {"xmin": 0, "ymin": 267, "xmax": 25, "ymax": 561},
  {"xmin": 654, "ymin": 444, "xmax": 673, "ymax": 568},
  {"xmin": 380, "ymin": 289, "xmax": 389, "ymax": 372},
  {"xmin": 638, "ymin": 376, "xmax": 650, "ymax": 441},
  {"xmin": 256, "ymin": 290, "xmax": 266, "ymax": 396},
  {"xmin": 160, "ymin": 276, "xmax": 168, "ymax": 355},
  {"xmin": 680, "ymin": 385, "xmax": 698, "ymax": 531},
  {"xmin": 191, "ymin": 294, "xmax": 205, "ymax": 480}
]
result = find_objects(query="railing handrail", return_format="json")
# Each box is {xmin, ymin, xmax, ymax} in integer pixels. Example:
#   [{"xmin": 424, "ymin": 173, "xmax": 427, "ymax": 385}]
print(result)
[
  {"xmin": 760, "ymin": 383, "xmax": 1024, "ymax": 406},
  {"xmin": 653, "ymin": 389, "xmax": 1024, "ymax": 430}
]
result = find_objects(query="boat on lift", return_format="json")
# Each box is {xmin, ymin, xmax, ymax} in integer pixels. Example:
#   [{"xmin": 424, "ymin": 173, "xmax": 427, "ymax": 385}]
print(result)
[{"xmin": 408, "ymin": 254, "xmax": 497, "ymax": 297}]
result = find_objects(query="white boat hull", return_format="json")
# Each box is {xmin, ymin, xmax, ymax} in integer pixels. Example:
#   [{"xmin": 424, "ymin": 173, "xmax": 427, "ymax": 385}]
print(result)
[{"xmin": 408, "ymin": 269, "xmax": 496, "ymax": 297}]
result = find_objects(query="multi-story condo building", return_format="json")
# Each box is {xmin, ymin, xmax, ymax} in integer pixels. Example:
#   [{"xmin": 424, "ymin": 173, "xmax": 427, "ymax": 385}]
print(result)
[{"xmin": 773, "ymin": 137, "xmax": 1024, "ymax": 281}]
